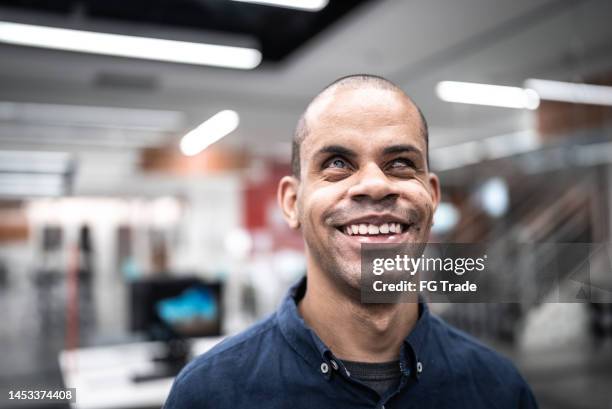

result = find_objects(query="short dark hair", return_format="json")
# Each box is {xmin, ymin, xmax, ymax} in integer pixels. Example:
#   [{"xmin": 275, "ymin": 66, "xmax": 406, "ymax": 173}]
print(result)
[{"xmin": 291, "ymin": 74, "xmax": 429, "ymax": 178}]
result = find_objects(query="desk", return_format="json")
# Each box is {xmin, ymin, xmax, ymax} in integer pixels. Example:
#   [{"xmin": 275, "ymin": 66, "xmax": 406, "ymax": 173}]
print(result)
[{"xmin": 59, "ymin": 337, "xmax": 223, "ymax": 409}]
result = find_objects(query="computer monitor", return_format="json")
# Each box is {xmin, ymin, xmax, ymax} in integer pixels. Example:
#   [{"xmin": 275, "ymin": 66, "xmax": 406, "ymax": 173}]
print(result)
[
  {"xmin": 129, "ymin": 276, "xmax": 223, "ymax": 341},
  {"xmin": 129, "ymin": 276, "xmax": 223, "ymax": 382}
]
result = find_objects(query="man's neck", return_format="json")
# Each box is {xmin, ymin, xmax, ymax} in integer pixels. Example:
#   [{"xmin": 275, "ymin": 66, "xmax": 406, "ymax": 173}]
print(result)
[{"xmin": 297, "ymin": 270, "xmax": 419, "ymax": 363}]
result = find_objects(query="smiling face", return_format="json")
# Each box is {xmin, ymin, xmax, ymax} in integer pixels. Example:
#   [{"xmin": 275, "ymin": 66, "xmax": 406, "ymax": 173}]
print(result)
[{"xmin": 278, "ymin": 85, "xmax": 440, "ymax": 296}]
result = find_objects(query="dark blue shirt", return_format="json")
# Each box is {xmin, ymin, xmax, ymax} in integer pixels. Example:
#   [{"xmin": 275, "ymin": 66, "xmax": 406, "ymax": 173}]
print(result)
[{"xmin": 164, "ymin": 277, "xmax": 538, "ymax": 409}]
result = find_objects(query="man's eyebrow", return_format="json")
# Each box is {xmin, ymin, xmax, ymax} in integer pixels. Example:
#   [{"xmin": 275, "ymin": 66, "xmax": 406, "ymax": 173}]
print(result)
[
  {"xmin": 315, "ymin": 145, "xmax": 358, "ymax": 158},
  {"xmin": 382, "ymin": 144, "xmax": 423, "ymax": 156}
]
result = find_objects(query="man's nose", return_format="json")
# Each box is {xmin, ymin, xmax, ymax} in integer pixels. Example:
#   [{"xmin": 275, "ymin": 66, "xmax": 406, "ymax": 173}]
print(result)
[{"xmin": 348, "ymin": 163, "xmax": 400, "ymax": 202}]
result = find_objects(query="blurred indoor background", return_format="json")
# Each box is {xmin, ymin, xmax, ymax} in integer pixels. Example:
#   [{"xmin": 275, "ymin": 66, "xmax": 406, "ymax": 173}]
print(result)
[{"xmin": 0, "ymin": 0, "xmax": 611, "ymax": 408}]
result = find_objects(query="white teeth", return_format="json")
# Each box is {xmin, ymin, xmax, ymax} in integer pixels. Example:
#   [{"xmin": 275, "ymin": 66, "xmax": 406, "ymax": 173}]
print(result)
[{"xmin": 343, "ymin": 222, "xmax": 404, "ymax": 235}]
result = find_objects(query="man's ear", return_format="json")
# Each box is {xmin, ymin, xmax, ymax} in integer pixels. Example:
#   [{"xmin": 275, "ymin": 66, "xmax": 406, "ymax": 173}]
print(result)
[
  {"xmin": 277, "ymin": 176, "xmax": 300, "ymax": 229},
  {"xmin": 428, "ymin": 172, "xmax": 441, "ymax": 216}
]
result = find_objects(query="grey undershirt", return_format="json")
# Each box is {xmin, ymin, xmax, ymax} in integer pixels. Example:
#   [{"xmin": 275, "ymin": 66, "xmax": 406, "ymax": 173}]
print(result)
[{"xmin": 341, "ymin": 359, "xmax": 402, "ymax": 397}]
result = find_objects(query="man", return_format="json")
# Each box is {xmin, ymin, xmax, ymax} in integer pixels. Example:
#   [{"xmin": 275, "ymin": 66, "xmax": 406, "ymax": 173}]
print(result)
[{"xmin": 164, "ymin": 74, "xmax": 538, "ymax": 408}]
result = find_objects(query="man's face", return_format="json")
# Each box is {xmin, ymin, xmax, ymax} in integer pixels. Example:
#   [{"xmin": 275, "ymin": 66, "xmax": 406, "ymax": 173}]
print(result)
[{"xmin": 286, "ymin": 86, "xmax": 440, "ymax": 292}]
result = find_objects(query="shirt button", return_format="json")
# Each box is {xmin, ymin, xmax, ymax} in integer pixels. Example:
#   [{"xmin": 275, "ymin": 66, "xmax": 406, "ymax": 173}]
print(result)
[
  {"xmin": 330, "ymin": 360, "xmax": 339, "ymax": 370},
  {"xmin": 417, "ymin": 361, "xmax": 423, "ymax": 373},
  {"xmin": 320, "ymin": 362, "xmax": 329, "ymax": 374}
]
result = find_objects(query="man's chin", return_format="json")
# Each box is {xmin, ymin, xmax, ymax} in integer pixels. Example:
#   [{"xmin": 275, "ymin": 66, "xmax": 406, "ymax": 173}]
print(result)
[{"xmin": 328, "ymin": 265, "xmax": 363, "ymax": 298}]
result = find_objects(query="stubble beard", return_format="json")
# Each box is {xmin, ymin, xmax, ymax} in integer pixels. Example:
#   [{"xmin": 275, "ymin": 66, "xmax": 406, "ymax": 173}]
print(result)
[{"xmin": 303, "ymin": 228, "xmax": 363, "ymax": 301}]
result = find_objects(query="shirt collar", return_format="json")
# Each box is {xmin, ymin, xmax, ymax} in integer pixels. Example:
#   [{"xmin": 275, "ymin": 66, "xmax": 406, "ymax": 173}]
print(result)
[{"xmin": 277, "ymin": 276, "xmax": 431, "ymax": 380}]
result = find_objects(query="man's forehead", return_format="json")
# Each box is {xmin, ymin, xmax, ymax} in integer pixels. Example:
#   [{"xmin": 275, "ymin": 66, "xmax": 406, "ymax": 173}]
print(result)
[
  {"xmin": 305, "ymin": 86, "xmax": 418, "ymax": 124},
  {"xmin": 301, "ymin": 86, "xmax": 425, "ymax": 157}
]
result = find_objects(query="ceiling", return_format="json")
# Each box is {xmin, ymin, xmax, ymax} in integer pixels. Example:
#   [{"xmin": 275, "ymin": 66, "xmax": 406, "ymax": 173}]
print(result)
[
  {"xmin": 0, "ymin": 0, "xmax": 611, "ymax": 194},
  {"xmin": 0, "ymin": 0, "xmax": 372, "ymax": 62}
]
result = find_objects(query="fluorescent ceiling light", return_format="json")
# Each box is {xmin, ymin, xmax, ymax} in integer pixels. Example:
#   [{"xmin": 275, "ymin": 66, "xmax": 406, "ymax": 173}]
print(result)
[
  {"xmin": 180, "ymin": 110, "xmax": 239, "ymax": 156},
  {"xmin": 231, "ymin": 0, "xmax": 328, "ymax": 11},
  {"xmin": 436, "ymin": 81, "xmax": 540, "ymax": 110},
  {"xmin": 524, "ymin": 79, "xmax": 612, "ymax": 107},
  {"xmin": 0, "ymin": 21, "xmax": 262, "ymax": 69}
]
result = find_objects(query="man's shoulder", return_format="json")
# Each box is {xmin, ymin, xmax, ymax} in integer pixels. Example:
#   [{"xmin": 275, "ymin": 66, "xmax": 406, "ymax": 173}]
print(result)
[
  {"xmin": 429, "ymin": 314, "xmax": 528, "ymax": 385},
  {"xmin": 163, "ymin": 313, "xmax": 281, "ymax": 408},
  {"xmin": 428, "ymin": 314, "xmax": 537, "ymax": 407}
]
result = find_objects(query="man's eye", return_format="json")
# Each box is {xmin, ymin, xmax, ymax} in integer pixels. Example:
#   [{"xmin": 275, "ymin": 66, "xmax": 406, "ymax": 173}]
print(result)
[
  {"xmin": 326, "ymin": 158, "xmax": 349, "ymax": 169},
  {"xmin": 389, "ymin": 158, "xmax": 415, "ymax": 168}
]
